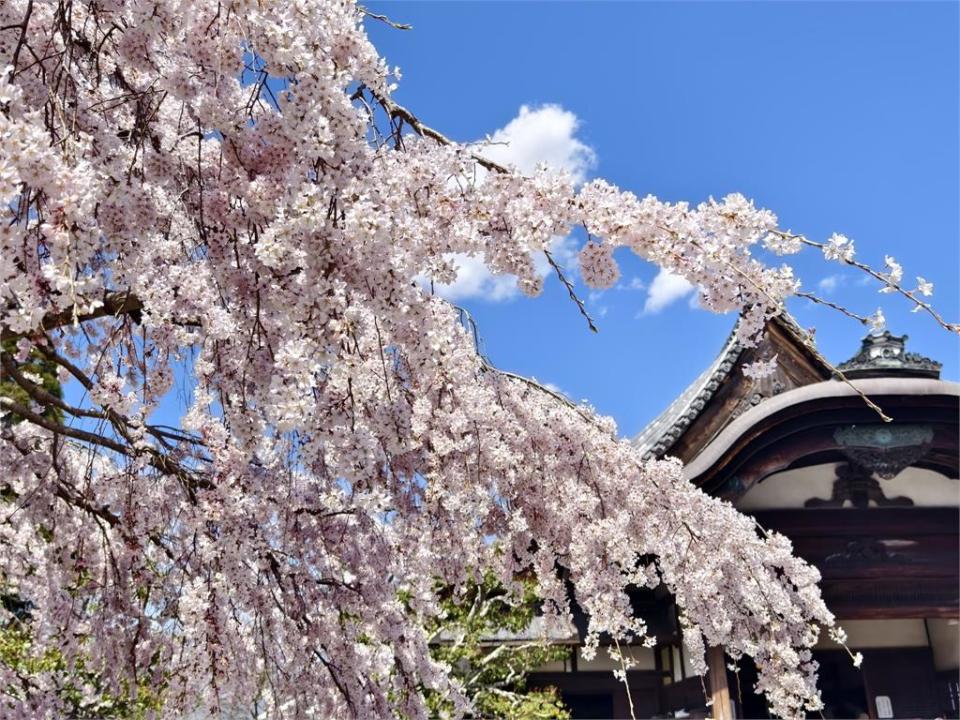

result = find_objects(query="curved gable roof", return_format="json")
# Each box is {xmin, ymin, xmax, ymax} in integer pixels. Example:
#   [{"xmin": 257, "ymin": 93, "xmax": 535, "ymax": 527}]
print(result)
[
  {"xmin": 634, "ymin": 313, "xmax": 831, "ymax": 462},
  {"xmin": 634, "ymin": 328, "xmax": 742, "ymax": 460}
]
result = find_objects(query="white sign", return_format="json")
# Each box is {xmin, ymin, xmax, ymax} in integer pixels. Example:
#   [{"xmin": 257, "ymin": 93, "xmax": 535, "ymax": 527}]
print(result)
[{"xmin": 875, "ymin": 695, "xmax": 894, "ymax": 719}]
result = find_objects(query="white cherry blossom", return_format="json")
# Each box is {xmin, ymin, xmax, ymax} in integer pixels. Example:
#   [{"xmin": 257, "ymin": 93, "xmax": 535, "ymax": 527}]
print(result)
[
  {"xmin": 822, "ymin": 232, "xmax": 856, "ymax": 263},
  {"xmin": 0, "ymin": 2, "xmax": 940, "ymax": 718},
  {"xmin": 880, "ymin": 255, "xmax": 903, "ymax": 293}
]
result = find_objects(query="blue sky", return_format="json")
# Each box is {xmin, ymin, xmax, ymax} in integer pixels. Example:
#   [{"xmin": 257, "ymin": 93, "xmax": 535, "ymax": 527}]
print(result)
[{"xmin": 367, "ymin": 1, "xmax": 959, "ymax": 437}]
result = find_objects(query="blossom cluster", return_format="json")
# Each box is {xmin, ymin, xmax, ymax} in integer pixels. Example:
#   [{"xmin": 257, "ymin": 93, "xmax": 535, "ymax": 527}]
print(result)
[{"xmin": 0, "ymin": 1, "xmax": 857, "ymax": 717}]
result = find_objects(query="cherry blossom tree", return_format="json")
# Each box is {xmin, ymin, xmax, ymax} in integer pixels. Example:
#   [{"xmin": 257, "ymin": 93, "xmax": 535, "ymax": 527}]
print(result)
[{"xmin": 0, "ymin": 1, "xmax": 954, "ymax": 717}]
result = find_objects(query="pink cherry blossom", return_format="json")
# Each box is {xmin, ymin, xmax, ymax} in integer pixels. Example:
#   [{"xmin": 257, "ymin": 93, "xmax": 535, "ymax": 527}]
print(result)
[{"xmin": 0, "ymin": 2, "xmax": 945, "ymax": 718}]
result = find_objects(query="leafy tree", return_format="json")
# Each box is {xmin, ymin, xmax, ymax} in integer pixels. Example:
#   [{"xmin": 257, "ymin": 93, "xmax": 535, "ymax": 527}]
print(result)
[{"xmin": 426, "ymin": 576, "xmax": 570, "ymax": 720}]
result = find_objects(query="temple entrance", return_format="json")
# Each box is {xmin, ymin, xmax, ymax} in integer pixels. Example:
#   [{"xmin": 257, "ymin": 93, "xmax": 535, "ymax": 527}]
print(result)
[
  {"xmin": 734, "ymin": 651, "xmax": 868, "ymax": 719},
  {"xmin": 562, "ymin": 693, "xmax": 614, "ymax": 719},
  {"xmin": 814, "ymin": 650, "xmax": 870, "ymax": 719}
]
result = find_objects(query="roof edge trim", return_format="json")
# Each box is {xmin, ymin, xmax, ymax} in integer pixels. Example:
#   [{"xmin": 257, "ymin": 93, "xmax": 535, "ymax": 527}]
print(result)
[{"xmin": 680, "ymin": 378, "xmax": 960, "ymax": 482}]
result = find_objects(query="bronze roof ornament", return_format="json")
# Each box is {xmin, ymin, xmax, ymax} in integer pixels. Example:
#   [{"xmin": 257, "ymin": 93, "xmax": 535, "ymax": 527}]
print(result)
[{"xmin": 836, "ymin": 331, "xmax": 942, "ymax": 380}]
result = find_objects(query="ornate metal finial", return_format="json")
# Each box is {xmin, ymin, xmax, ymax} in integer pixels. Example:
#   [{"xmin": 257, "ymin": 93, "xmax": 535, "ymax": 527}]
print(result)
[{"xmin": 836, "ymin": 331, "xmax": 941, "ymax": 379}]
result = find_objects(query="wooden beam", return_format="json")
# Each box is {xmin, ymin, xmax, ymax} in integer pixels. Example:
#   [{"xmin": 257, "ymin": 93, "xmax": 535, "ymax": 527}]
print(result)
[
  {"xmin": 695, "ymin": 394, "xmax": 959, "ymax": 496},
  {"xmin": 707, "ymin": 645, "xmax": 734, "ymax": 720}
]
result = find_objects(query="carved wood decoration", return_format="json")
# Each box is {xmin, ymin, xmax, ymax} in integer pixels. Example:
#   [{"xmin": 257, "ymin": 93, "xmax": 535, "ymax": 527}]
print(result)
[
  {"xmin": 823, "ymin": 537, "xmax": 911, "ymax": 565},
  {"xmin": 728, "ymin": 373, "xmax": 785, "ymax": 421},
  {"xmin": 661, "ymin": 318, "xmax": 829, "ymax": 464},
  {"xmin": 805, "ymin": 463, "xmax": 914, "ymax": 508},
  {"xmin": 751, "ymin": 508, "xmax": 959, "ymax": 619},
  {"xmin": 833, "ymin": 424, "xmax": 935, "ymax": 479}
]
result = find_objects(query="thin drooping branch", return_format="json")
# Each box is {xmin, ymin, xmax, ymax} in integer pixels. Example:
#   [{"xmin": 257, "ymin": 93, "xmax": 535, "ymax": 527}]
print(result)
[
  {"xmin": 796, "ymin": 290, "xmax": 870, "ymax": 325},
  {"xmin": 357, "ymin": 7, "xmax": 412, "ymax": 31},
  {"xmin": 774, "ymin": 230, "xmax": 960, "ymax": 334},
  {"xmin": 544, "ymin": 249, "xmax": 598, "ymax": 333},
  {"xmin": 453, "ymin": 302, "xmax": 599, "ymax": 421}
]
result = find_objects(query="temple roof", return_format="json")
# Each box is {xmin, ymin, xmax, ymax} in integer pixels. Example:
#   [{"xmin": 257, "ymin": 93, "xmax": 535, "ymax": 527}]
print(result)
[
  {"xmin": 633, "ymin": 328, "xmax": 742, "ymax": 460},
  {"xmin": 635, "ymin": 313, "xmax": 950, "ymax": 469},
  {"xmin": 634, "ymin": 313, "xmax": 830, "ymax": 461}
]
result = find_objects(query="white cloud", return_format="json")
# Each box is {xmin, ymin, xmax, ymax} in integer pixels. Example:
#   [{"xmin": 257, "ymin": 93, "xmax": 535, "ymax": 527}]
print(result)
[
  {"xmin": 434, "ymin": 235, "xmax": 578, "ymax": 303},
  {"xmin": 431, "ymin": 105, "xmax": 595, "ymax": 302},
  {"xmin": 641, "ymin": 269, "xmax": 695, "ymax": 314},
  {"xmin": 477, "ymin": 104, "xmax": 596, "ymax": 184},
  {"xmin": 431, "ymin": 254, "xmax": 521, "ymax": 302},
  {"xmin": 542, "ymin": 381, "xmax": 570, "ymax": 398},
  {"xmin": 818, "ymin": 274, "xmax": 846, "ymax": 294},
  {"xmin": 616, "ymin": 276, "xmax": 646, "ymax": 292},
  {"xmin": 586, "ymin": 290, "xmax": 608, "ymax": 318}
]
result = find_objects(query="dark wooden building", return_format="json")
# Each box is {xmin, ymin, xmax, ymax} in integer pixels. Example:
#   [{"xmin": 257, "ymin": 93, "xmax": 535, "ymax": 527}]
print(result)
[{"xmin": 527, "ymin": 318, "xmax": 959, "ymax": 719}]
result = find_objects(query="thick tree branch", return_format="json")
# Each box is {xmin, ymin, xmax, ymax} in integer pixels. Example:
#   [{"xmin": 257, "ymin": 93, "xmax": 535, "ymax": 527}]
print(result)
[
  {"xmin": 1, "ymin": 290, "xmax": 205, "ymax": 342},
  {"xmin": 1, "ymin": 352, "xmax": 110, "ymax": 422},
  {"xmin": 362, "ymin": 89, "xmax": 598, "ymax": 334},
  {"xmin": 0, "ymin": 396, "xmax": 129, "ymax": 454}
]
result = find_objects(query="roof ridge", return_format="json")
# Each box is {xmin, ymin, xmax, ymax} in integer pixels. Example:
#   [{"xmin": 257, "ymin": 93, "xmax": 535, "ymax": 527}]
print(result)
[
  {"xmin": 633, "ymin": 311, "xmax": 828, "ymax": 460},
  {"xmin": 634, "ymin": 323, "xmax": 744, "ymax": 460}
]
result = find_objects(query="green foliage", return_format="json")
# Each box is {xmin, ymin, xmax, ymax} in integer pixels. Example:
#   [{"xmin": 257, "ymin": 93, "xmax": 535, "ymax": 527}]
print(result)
[
  {"xmin": 425, "ymin": 575, "xmax": 571, "ymax": 720},
  {"xmin": 0, "ymin": 339, "xmax": 64, "ymax": 426},
  {"xmin": 0, "ymin": 623, "xmax": 164, "ymax": 718}
]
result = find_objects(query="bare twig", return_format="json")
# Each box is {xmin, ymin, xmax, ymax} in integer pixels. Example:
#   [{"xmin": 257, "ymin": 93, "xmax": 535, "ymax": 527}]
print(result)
[
  {"xmin": 3, "ymin": 0, "xmax": 33, "ymax": 81},
  {"xmin": 545, "ymin": 249, "xmax": 597, "ymax": 333},
  {"xmin": 795, "ymin": 291, "xmax": 870, "ymax": 325},
  {"xmin": 358, "ymin": 7, "xmax": 412, "ymax": 31},
  {"xmin": 773, "ymin": 230, "xmax": 960, "ymax": 335}
]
